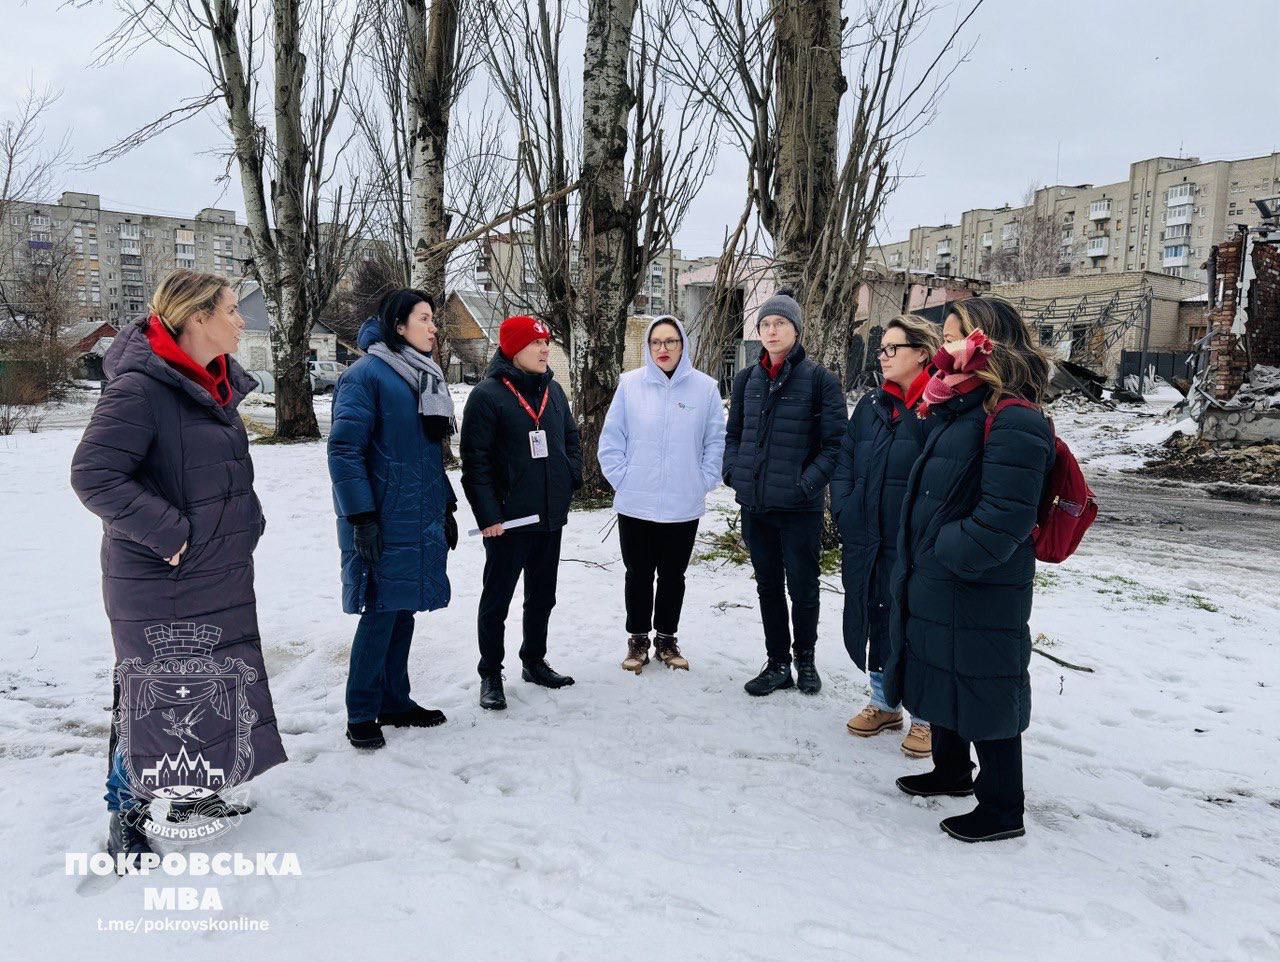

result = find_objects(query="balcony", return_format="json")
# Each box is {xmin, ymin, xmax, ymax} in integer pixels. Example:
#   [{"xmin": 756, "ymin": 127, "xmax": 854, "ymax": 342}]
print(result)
[
  {"xmin": 1163, "ymin": 246, "xmax": 1189, "ymax": 268},
  {"xmin": 1166, "ymin": 205, "xmax": 1193, "ymax": 226},
  {"xmin": 1086, "ymin": 236, "xmax": 1110, "ymax": 257},
  {"xmin": 1166, "ymin": 185, "xmax": 1194, "ymax": 206},
  {"xmin": 981, "ymin": 233, "xmax": 992, "ymax": 247},
  {"xmin": 935, "ymin": 240, "xmax": 951, "ymax": 255},
  {"xmin": 1088, "ymin": 200, "xmax": 1112, "ymax": 220}
]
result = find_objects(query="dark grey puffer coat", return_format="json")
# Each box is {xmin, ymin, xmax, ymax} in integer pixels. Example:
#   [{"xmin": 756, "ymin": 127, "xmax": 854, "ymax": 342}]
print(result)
[
  {"xmin": 70, "ymin": 318, "xmax": 287, "ymax": 786},
  {"xmin": 722, "ymin": 344, "xmax": 847, "ymax": 513}
]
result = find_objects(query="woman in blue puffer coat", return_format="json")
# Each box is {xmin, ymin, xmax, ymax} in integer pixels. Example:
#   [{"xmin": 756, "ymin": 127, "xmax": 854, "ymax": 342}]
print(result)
[
  {"xmin": 830, "ymin": 313, "xmax": 940, "ymax": 760},
  {"xmin": 883, "ymin": 296, "xmax": 1055, "ymax": 844},
  {"xmin": 327, "ymin": 290, "xmax": 458, "ymax": 750}
]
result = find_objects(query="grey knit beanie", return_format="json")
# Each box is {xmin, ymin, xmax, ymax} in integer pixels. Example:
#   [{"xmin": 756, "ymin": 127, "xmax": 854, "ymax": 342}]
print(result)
[{"xmin": 757, "ymin": 289, "xmax": 802, "ymax": 340}]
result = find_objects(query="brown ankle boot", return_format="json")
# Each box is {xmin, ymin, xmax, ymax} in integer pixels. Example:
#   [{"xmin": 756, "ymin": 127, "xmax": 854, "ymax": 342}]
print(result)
[
  {"xmin": 622, "ymin": 634, "xmax": 650, "ymax": 673},
  {"xmin": 654, "ymin": 633, "xmax": 689, "ymax": 670}
]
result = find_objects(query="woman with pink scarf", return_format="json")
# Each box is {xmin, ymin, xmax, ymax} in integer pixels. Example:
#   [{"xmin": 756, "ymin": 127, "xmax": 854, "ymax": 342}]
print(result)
[{"xmin": 881, "ymin": 296, "xmax": 1055, "ymax": 844}]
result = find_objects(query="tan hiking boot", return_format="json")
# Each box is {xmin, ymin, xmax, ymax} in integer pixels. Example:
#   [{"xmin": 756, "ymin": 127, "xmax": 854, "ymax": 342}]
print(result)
[
  {"xmin": 622, "ymin": 634, "xmax": 650, "ymax": 673},
  {"xmin": 901, "ymin": 722, "xmax": 932, "ymax": 758},
  {"xmin": 846, "ymin": 704, "xmax": 904, "ymax": 737},
  {"xmin": 654, "ymin": 633, "xmax": 689, "ymax": 670}
]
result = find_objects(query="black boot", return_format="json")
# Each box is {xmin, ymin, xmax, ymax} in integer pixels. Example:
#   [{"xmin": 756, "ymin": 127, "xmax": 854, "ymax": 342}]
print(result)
[
  {"xmin": 167, "ymin": 795, "xmax": 253, "ymax": 823},
  {"xmin": 794, "ymin": 651, "xmax": 821, "ymax": 694},
  {"xmin": 107, "ymin": 807, "xmax": 154, "ymax": 873},
  {"xmin": 378, "ymin": 704, "xmax": 447, "ymax": 728},
  {"xmin": 480, "ymin": 672, "xmax": 507, "ymax": 710},
  {"xmin": 346, "ymin": 720, "xmax": 386, "ymax": 749},
  {"xmin": 522, "ymin": 659, "xmax": 575, "ymax": 688},
  {"xmin": 744, "ymin": 659, "xmax": 794, "ymax": 696},
  {"xmin": 896, "ymin": 766, "xmax": 976, "ymax": 798},
  {"xmin": 940, "ymin": 805, "xmax": 1025, "ymax": 843}
]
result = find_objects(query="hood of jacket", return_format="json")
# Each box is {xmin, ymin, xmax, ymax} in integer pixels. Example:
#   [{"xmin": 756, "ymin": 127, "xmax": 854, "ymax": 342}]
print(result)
[
  {"xmin": 485, "ymin": 348, "xmax": 553, "ymax": 397},
  {"xmin": 357, "ymin": 316, "xmax": 383, "ymax": 352},
  {"xmin": 103, "ymin": 316, "xmax": 254, "ymax": 413},
  {"xmin": 642, "ymin": 314, "xmax": 695, "ymax": 385}
]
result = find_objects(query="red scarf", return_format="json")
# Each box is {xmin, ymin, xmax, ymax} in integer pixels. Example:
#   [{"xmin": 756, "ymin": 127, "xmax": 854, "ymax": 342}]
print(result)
[
  {"xmin": 882, "ymin": 368, "xmax": 931, "ymax": 419},
  {"xmin": 917, "ymin": 329, "xmax": 992, "ymax": 418},
  {"xmin": 759, "ymin": 348, "xmax": 789, "ymax": 380},
  {"xmin": 145, "ymin": 315, "xmax": 232, "ymax": 407}
]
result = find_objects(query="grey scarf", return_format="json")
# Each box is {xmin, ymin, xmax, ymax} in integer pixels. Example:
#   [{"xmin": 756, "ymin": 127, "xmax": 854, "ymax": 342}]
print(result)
[{"xmin": 367, "ymin": 342, "xmax": 456, "ymax": 433}]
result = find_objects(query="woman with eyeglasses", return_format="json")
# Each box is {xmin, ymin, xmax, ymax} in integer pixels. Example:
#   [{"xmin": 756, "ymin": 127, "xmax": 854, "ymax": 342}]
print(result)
[
  {"xmin": 831, "ymin": 314, "xmax": 941, "ymax": 759},
  {"xmin": 598, "ymin": 315, "xmax": 725, "ymax": 673}
]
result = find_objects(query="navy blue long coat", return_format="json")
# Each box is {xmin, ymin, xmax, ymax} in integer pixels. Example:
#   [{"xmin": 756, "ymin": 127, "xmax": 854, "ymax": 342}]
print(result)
[
  {"xmin": 882, "ymin": 387, "xmax": 1054, "ymax": 741},
  {"xmin": 829, "ymin": 387, "xmax": 930, "ymax": 672},
  {"xmin": 328, "ymin": 320, "xmax": 454, "ymax": 614},
  {"xmin": 71, "ymin": 318, "xmax": 287, "ymax": 785}
]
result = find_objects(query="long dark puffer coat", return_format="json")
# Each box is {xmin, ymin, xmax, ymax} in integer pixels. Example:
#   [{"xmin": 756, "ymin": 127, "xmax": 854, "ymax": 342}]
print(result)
[
  {"xmin": 460, "ymin": 351, "xmax": 582, "ymax": 532},
  {"xmin": 328, "ymin": 318, "xmax": 454, "ymax": 615},
  {"xmin": 829, "ymin": 386, "xmax": 930, "ymax": 671},
  {"xmin": 70, "ymin": 318, "xmax": 286, "ymax": 785},
  {"xmin": 882, "ymin": 386, "xmax": 1054, "ymax": 741},
  {"xmin": 722, "ymin": 344, "xmax": 847, "ymax": 512}
]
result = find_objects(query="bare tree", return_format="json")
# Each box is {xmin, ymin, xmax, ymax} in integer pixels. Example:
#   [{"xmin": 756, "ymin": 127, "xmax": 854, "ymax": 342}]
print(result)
[
  {"xmin": 95, "ymin": 0, "xmax": 369, "ymax": 440},
  {"xmin": 980, "ymin": 184, "xmax": 1070, "ymax": 283}
]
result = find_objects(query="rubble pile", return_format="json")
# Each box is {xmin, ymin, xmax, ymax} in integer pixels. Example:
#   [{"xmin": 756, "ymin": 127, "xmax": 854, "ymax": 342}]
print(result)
[
  {"xmin": 1224, "ymin": 365, "xmax": 1280, "ymax": 411},
  {"xmin": 1142, "ymin": 433, "xmax": 1280, "ymax": 486}
]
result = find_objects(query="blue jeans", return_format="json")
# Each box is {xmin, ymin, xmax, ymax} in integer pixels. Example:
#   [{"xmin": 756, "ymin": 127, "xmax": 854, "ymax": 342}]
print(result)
[
  {"xmin": 105, "ymin": 749, "xmax": 142, "ymax": 813},
  {"xmin": 347, "ymin": 609, "xmax": 417, "ymax": 723},
  {"xmin": 869, "ymin": 671, "xmax": 929, "ymax": 727}
]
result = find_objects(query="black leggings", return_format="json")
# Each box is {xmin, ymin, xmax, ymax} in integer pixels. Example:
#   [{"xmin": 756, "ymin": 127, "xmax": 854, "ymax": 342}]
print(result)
[{"xmin": 616, "ymin": 515, "xmax": 700, "ymax": 636}]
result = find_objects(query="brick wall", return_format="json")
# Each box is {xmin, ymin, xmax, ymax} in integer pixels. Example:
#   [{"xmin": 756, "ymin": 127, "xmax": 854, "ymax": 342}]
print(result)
[
  {"xmin": 1205, "ymin": 232, "xmax": 1248, "ymax": 399},
  {"xmin": 1249, "ymin": 239, "xmax": 1280, "ymax": 367}
]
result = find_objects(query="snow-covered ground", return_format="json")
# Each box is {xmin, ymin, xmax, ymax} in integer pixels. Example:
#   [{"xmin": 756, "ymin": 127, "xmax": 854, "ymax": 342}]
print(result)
[{"xmin": 2, "ymin": 395, "xmax": 1278, "ymax": 960}]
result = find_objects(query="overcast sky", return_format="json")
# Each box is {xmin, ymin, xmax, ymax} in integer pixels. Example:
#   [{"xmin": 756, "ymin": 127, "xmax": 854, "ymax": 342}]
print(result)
[{"xmin": 4, "ymin": 0, "xmax": 1278, "ymax": 259}]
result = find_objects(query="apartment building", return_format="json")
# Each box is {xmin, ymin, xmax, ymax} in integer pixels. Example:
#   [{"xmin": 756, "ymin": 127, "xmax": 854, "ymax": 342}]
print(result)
[
  {"xmin": 473, "ymin": 230, "xmax": 711, "ymax": 317},
  {"xmin": 1, "ymin": 191, "xmax": 252, "ymax": 325},
  {"xmin": 869, "ymin": 151, "xmax": 1280, "ymax": 286}
]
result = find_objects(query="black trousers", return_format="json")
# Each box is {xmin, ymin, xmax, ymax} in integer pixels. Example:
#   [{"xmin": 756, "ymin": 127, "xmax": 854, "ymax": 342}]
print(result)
[
  {"xmin": 740, "ymin": 509, "xmax": 823, "ymax": 663},
  {"xmin": 477, "ymin": 528, "xmax": 562, "ymax": 676},
  {"xmin": 616, "ymin": 515, "xmax": 700, "ymax": 636},
  {"xmin": 932, "ymin": 724, "xmax": 1025, "ymax": 823}
]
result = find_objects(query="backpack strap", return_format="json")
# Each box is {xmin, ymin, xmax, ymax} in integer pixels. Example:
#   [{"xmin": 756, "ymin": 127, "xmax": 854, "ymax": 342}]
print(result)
[{"xmin": 983, "ymin": 396, "xmax": 1041, "ymax": 443}]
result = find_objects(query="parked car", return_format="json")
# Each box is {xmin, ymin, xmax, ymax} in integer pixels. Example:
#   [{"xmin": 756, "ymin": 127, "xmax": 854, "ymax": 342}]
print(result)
[
  {"xmin": 309, "ymin": 360, "xmax": 346, "ymax": 394},
  {"xmin": 247, "ymin": 370, "xmax": 275, "ymax": 396}
]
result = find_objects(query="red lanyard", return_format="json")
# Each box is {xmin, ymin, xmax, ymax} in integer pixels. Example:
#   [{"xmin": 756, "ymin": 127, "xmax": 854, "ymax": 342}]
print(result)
[{"xmin": 501, "ymin": 378, "xmax": 549, "ymax": 428}]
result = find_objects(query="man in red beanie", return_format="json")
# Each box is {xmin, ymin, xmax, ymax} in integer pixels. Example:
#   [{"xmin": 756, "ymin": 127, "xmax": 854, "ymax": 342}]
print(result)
[{"xmin": 460, "ymin": 315, "xmax": 582, "ymax": 711}]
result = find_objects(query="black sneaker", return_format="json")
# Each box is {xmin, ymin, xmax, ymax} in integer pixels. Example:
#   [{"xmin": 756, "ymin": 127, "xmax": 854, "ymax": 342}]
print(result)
[
  {"xmin": 480, "ymin": 673, "xmax": 507, "ymax": 710},
  {"xmin": 744, "ymin": 659, "xmax": 794, "ymax": 696},
  {"xmin": 895, "ymin": 767, "xmax": 976, "ymax": 798},
  {"xmin": 522, "ymin": 660, "xmax": 575, "ymax": 688},
  {"xmin": 346, "ymin": 720, "xmax": 386, "ymax": 749},
  {"xmin": 167, "ymin": 795, "xmax": 253, "ymax": 823},
  {"xmin": 940, "ymin": 806, "xmax": 1026, "ymax": 843},
  {"xmin": 378, "ymin": 704, "xmax": 447, "ymax": 728},
  {"xmin": 107, "ymin": 807, "xmax": 154, "ymax": 873},
  {"xmin": 794, "ymin": 654, "xmax": 821, "ymax": 694}
]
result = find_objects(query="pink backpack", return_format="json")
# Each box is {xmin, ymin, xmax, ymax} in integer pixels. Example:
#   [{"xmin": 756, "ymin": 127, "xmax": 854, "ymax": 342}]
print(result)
[{"xmin": 983, "ymin": 398, "xmax": 1097, "ymax": 564}]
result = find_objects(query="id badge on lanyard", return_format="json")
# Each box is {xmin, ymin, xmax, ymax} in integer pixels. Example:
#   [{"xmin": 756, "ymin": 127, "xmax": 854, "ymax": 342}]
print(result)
[
  {"xmin": 528, "ymin": 429, "xmax": 548, "ymax": 459},
  {"xmin": 503, "ymin": 378, "xmax": 551, "ymax": 460}
]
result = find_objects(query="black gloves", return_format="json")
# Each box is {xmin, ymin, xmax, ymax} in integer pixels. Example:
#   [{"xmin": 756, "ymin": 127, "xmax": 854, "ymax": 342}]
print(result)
[
  {"xmin": 445, "ymin": 504, "xmax": 458, "ymax": 551},
  {"xmin": 350, "ymin": 514, "xmax": 382, "ymax": 565}
]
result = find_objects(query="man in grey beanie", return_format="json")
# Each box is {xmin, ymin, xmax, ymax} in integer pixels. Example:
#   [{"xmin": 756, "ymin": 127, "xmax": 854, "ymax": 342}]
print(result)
[{"xmin": 721, "ymin": 288, "xmax": 847, "ymax": 697}]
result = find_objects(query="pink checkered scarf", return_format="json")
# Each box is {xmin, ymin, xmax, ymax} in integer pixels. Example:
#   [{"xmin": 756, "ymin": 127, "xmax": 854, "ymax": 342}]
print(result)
[{"xmin": 917, "ymin": 329, "xmax": 994, "ymax": 418}]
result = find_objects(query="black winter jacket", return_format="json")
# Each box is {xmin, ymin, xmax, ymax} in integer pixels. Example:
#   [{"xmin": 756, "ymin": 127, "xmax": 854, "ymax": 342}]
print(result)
[
  {"xmin": 722, "ymin": 345, "xmax": 847, "ymax": 513},
  {"xmin": 882, "ymin": 386, "xmax": 1055, "ymax": 741},
  {"xmin": 460, "ymin": 351, "xmax": 582, "ymax": 532},
  {"xmin": 830, "ymin": 387, "xmax": 930, "ymax": 671}
]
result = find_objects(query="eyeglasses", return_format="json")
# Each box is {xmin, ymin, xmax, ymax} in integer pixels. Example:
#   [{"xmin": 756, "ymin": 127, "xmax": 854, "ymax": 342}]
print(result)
[
  {"xmin": 649, "ymin": 338, "xmax": 682, "ymax": 351},
  {"xmin": 877, "ymin": 342, "xmax": 922, "ymax": 359}
]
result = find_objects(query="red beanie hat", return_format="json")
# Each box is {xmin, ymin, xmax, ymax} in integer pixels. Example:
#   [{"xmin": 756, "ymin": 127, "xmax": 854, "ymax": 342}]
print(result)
[{"xmin": 499, "ymin": 314, "xmax": 552, "ymax": 359}]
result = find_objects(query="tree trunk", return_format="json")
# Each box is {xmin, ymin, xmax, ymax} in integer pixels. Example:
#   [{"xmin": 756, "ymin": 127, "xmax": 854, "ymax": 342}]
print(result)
[
  {"xmin": 268, "ymin": 0, "xmax": 320, "ymax": 440},
  {"xmin": 770, "ymin": 0, "xmax": 845, "ymax": 300},
  {"xmin": 577, "ymin": 0, "xmax": 638, "ymax": 499}
]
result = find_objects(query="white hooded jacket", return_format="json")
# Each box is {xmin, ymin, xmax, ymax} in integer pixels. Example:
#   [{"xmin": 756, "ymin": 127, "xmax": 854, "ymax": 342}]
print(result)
[{"xmin": 597, "ymin": 316, "xmax": 726, "ymax": 523}]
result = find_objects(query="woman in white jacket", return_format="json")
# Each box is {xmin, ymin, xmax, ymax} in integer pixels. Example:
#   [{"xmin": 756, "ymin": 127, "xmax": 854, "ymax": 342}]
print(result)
[{"xmin": 598, "ymin": 315, "xmax": 726, "ymax": 673}]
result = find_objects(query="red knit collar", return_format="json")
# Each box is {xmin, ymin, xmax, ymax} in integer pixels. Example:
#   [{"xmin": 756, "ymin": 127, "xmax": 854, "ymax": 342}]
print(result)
[
  {"xmin": 144, "ymin": 315, "xmax": 232, "ymax": 406},
  {"xmin": 882, "ymin": 368, "xmax": 932, "ymax": 412},
  {"xmin": 759, "ymin": 348, "xmax": 789, "ymax": 380}
]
